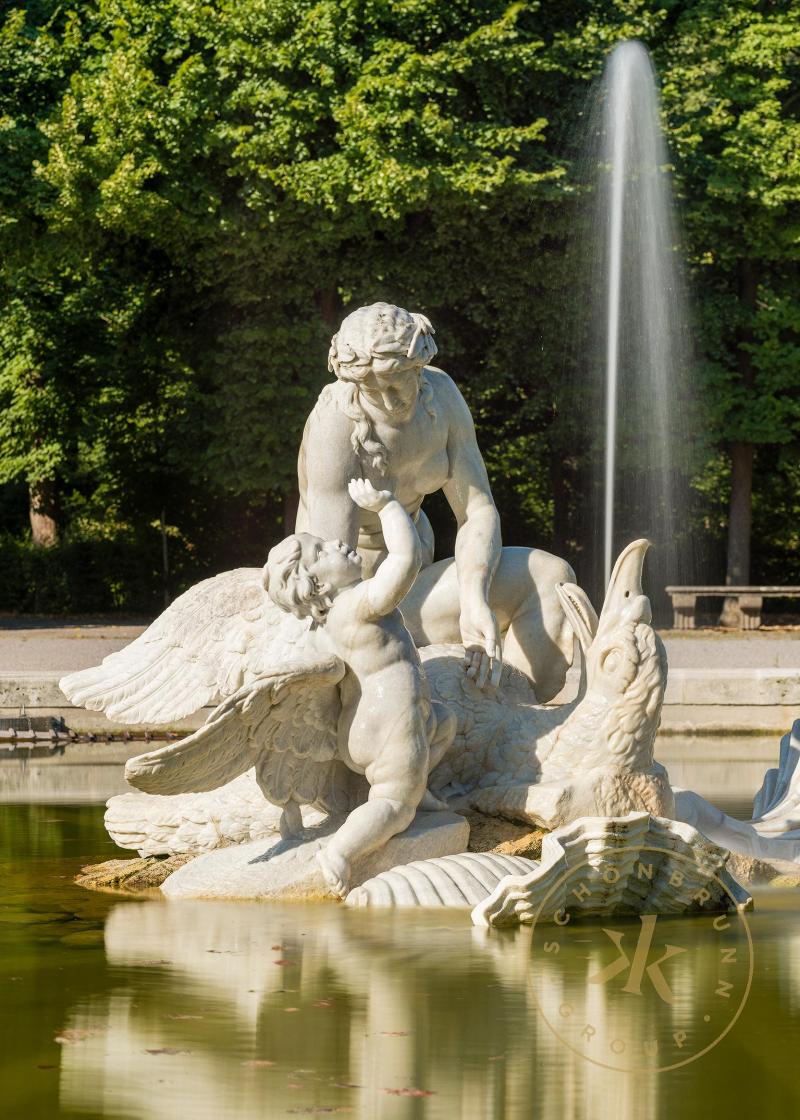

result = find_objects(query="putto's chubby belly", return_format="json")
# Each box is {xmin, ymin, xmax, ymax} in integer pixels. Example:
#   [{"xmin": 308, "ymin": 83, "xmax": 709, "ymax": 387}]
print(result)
[{"xmin": 338, "ymin": 663, "xmax": 430, "ymax": 772}]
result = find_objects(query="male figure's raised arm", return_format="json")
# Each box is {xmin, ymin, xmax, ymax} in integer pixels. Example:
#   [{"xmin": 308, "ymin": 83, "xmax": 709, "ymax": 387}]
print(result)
[
  {"xmin": 438, "ymin": 372, "xmax": 502, "ymax": 686},
  {"xmin": 348, "ymin": 479, "xmax": 422, "ymax": 618},
  {"xmin": 296, "ymin": 402, "xmax": 361, "ymax": 546}
]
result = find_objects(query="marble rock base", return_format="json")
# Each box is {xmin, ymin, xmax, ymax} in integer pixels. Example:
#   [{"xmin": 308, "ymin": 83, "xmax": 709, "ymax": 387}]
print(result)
[{"xmin": 160, "ymin": 810, "xmax": 470, "ymax": 900}]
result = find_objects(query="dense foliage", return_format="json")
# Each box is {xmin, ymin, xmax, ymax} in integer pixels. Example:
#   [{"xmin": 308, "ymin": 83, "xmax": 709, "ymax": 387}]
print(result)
[{"xmin": 0, "ymin": 0, "xmax": 797, "ymax": 615}]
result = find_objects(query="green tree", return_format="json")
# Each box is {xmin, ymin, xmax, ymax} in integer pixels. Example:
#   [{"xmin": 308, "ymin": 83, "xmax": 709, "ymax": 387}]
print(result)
[
  {"xmin": 661, "ymin": 1, "xmax": 800, "ymax": 601},
  {"xmin": 0, "ymin": 0, "xmax": 797, "ymax": 612}
]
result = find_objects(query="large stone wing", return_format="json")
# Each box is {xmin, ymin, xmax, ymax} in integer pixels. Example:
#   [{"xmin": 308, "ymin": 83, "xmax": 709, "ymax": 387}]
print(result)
[
  {"xmin": 124, "ymin": 657, "xmax": 348, "ymax": 812},
  {"xmin": 59, "ymin": 567, "xmax": 317, "ymax": 724}
]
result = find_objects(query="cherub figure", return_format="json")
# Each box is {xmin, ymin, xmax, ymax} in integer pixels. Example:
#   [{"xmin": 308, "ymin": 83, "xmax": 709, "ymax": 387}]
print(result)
[
  {"xmin": 124, "ymin": 479, "xmax": 455, "ymax": 899},
  {"xmin": 267, "ymin": 478, "xmax": 456, "ymax": 893}
]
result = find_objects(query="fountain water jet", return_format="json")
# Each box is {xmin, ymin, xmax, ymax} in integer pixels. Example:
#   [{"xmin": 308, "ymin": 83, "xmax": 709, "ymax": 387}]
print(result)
[{"xmin": 592, "ymin": 40, "xmax": 694, "ymax": 591}]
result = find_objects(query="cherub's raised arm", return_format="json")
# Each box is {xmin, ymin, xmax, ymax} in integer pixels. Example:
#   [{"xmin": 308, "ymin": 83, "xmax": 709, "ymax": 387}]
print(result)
[{"xmin": 348, "ymin": 479, "xmax": 422, "ymax": 618}]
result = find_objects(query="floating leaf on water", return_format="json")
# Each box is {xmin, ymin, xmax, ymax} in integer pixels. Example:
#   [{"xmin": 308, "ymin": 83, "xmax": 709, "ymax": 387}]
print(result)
[
  {"xmin": 383, "ymin": 1088, "xmax": 436, "ymax": 1097},
  {"xmin": 287, "ymin": 1109, "xmax": 352, "ymax": 1115},
  {"xmin": 55, "ymin": 1028, "xmax": 102, "ymax": 1045}
]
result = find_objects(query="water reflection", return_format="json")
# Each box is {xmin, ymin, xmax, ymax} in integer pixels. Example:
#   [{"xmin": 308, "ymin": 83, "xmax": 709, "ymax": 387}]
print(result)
[
  {"xmin": 0, "ymin": 733, "xmax": 776, "ymax": 819},
  {"xmin": 4, "ymin": 810, "xmax": 800, "ymax": 1118},
  {"xmin": 529, "ymin": 910, "xmax": 751, "ymax": 1075},
  {"xmin": 59, "ymin": 902, "xmax": 536, "ymax": 1119},
  {"xmin": 656, "ymin": 734, "xmax": 777, "ymax": 817},
  {"xmin": 50, "ymin": 895, "xmax": 756, "ymax": 1120}
]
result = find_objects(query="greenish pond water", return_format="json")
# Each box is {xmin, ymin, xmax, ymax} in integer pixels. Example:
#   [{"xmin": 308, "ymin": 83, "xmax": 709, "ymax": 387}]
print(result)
[{"xmin": 2, "ymin": 804, "xmax": 800, "ymax": 1119}]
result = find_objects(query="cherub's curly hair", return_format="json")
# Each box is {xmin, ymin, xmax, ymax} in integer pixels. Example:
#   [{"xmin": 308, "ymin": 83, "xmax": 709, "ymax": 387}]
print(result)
[
  {"xmin": 264, "ymin": 536, "xmax": 333, "ymax": 625},
  {"xmin": 324, "ymin": 302, "xmax": 438, "ymax": 472}
]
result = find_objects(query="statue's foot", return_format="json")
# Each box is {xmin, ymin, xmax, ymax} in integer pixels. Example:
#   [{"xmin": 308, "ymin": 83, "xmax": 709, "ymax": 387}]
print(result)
[
  {"xmin": 316, "ymin": 848, "xmax": 351, "ymax": 899},
  {"xmin": 419, "ymin": 789, "xmax": 449, "ymax": 812}
]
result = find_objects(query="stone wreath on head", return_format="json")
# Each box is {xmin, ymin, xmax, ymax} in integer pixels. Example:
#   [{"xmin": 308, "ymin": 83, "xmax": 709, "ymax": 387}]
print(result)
[
  {"xmin": 325, "ymin": 302, "xmax": 439, "ymax": 472},
  {"xmin": 328, "ymin": 301, "xmax": 438, "ymax": 382}
]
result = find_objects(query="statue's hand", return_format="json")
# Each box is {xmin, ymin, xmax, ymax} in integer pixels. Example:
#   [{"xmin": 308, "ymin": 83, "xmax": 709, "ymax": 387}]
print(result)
[
  {"xmin": 348, "ymin": 477, "xmax": 393, "ymax": 512},
  {"xmin": 460, "ymin": 601, "xmax": 502, "ymax": 689}
]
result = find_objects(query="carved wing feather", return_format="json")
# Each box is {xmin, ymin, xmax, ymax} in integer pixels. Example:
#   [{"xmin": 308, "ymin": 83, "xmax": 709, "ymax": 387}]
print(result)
[
  {"xmin": 125, "ymin": 657, "xmax": 347, "ymax": 807},
  {"xmin": 60, "ymin": 568, "xmax": 317, "ymax": 724},
  {"xmin": 259, "ymin": 750, "xmax": 298, "ymax": 806}
]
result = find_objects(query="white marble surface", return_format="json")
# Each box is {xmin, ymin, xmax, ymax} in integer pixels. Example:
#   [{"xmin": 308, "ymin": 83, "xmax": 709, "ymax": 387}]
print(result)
[
  {"xmin": 161, "ymin": 810, "xmax": 470, "ymax": 900},
  {"xmin": 472, "ymin": 813, "xmax": 753, "ymax": 928}
]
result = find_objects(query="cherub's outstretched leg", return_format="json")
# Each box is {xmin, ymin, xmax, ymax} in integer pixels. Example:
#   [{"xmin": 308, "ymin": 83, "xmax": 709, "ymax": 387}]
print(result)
[
  {"xmin": 316, "ymin": 752, "xmax": 425, "ymax": 898},
  {"xmin": 418, "ymin": 789, "xmax": 449, "ymax": 811}
]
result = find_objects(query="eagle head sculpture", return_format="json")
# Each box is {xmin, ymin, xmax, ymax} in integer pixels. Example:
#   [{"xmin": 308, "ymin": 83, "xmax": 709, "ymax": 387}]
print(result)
[{"xmin": 462, "ymin": 539, "xmax": 674, "ymax": 828}]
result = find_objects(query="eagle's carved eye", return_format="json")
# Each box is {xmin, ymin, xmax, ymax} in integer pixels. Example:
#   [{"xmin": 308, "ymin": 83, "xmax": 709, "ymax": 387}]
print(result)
[{"xmin": 600, "ymin": 648, "xmax": 621, "ymax": 676}]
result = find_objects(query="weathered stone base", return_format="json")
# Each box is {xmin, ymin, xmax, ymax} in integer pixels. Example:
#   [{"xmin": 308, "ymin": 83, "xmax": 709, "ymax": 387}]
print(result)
[
  {"xmin": 726, "ymin": 852, "xmax": 800, "ymax": 886},
  {"xmin": 464, "ymin": 810, "xmax": 545, "ymax": 859},
  {"xmin": 76, "ymin": 853, "xmax": 195, "ymax": 893},
  {"xmin": 161, "ymin": 810, "xmax": 470, "ymax": 900}
]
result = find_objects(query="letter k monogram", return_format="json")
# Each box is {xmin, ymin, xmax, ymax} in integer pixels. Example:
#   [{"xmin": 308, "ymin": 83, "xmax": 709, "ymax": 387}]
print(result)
[{"xmin": 588, "ymin": 914, "xmax": 687, "ymax": 1005}]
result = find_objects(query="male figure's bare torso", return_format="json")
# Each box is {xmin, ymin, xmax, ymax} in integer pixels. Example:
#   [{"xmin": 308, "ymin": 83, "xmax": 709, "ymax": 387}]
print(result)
[{"xmin": 296, "ymin": 368, "xmax": 456, "ymax": 572}]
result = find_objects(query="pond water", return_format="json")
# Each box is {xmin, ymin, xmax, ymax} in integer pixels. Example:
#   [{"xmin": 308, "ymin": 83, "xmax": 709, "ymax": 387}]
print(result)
[
  {"xmin": 0, "ymin": 731, "xmax": 779, "ymax": 813},
  {"xmin": 2, "ymin": 803, "xmax": 800, "ymax": 1119}
]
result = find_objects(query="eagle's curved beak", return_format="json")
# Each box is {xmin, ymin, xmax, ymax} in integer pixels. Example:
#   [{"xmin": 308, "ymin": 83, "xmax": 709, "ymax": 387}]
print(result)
[{"xmin": 599, "ymin": 538, "xmax": 652, "ymax": 628}]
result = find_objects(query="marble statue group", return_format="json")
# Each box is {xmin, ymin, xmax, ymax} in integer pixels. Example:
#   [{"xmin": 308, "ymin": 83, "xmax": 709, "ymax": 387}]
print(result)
[{"xmin": 62, "ymin": 302, "xmax": 800, "ymax": 925}]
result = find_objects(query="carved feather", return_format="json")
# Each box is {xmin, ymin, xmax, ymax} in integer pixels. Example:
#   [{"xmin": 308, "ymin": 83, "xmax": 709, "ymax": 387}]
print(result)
[
  {"xmin": 125, "ymin": 657, "xmax": 346, "ymax": 809},
  {"xmin": 60, "ymin": 568, "xmax": 322, "ymax": 724},
  {"xmin": 105, "ymin": 772, "xmax": 284, "ymax": 855}
]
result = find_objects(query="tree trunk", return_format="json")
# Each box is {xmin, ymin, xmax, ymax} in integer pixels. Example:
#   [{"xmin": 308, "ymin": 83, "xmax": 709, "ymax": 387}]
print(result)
[
  {"xmin": 720, "ymin": 261, "xmax": 757, "ymax": 626},
  {"xmin": 283, "ymin": 485, "xmax": 300, "ymax": 534},
  {"xmin": 316, "ymin": 288, "xmax": 342, "ymax": 331},
  {"xmin": 28, "ymin": 479, "xmax": 59, "ymax": 548},
  {"xmin": 720, "ymin": 440, "xmax": 754, "ymax": 624},
  {"xmin": 725, "ymin": 441, "xmax": 754, "ymax": 585}
]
